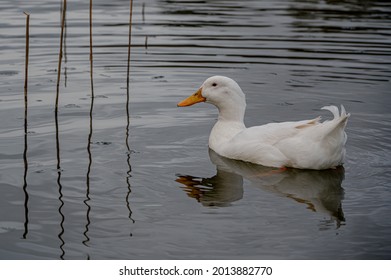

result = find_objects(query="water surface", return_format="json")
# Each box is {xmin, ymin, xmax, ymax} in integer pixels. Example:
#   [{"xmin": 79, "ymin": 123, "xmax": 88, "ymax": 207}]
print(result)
[{"xmin": 0, "ymin": 0, "xmax": 391, "ymax": 259}]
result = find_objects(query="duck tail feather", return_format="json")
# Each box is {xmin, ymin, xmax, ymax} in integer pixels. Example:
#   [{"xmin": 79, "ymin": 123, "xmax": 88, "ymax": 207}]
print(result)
[
  {"xmin": 341, "ymin": 104, "xmax": 347, "ymax": 117},
  {"xmin": 321, "ymin": 105, "xmax": 339, "ymax": 119},
  {"xmin": 321, "ymin": 105, "xmax": 350, "ymax": 123},
  {"xmin": 320, "ymin": 105, "xmax": 350, "ymax": 138}
]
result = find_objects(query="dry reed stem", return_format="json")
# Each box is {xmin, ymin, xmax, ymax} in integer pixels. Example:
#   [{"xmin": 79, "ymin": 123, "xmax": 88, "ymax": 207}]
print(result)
[
  {"xmin": 55, "ymin": 0, "xmax": 67, "ymax": 111},
  {"xmin": 125, "ymin": 0, "xmax": 133, "ymax": 150},
  {"xmin": 126, "ymin": 0, "xmax": 133, "ymax": 88},
  {"xmin": 23, "ymin": 12, "xmax": 30, "ymax": 92},
  {"xmin": 89, "ymin": 0, "xmax": 94, "ymax": 85}
]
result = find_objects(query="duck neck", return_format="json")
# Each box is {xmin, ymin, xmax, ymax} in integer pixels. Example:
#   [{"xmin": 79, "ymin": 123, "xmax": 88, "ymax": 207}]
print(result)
[
  {"xmin": 209, "ymin": 103, "xmax": 246, "ymax": 153},
  {"xmin": 217, "ymin": 102, "xmax": 246, "ymax": 124}
]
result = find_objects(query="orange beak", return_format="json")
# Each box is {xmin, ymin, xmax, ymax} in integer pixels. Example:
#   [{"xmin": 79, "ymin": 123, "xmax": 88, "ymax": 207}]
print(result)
[{"xmin": 177, "ymin": 87, "xmax": 206, "ymax": 107}]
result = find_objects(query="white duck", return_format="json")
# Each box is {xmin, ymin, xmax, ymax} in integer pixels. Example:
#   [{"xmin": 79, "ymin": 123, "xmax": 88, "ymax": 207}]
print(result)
[{"xmin": 177, "ymin": 76, "xmax": 350, "ymax": 170}]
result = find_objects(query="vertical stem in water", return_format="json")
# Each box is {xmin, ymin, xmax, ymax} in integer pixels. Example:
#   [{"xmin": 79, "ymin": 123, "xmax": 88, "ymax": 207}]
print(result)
[
  {"xmin": 89, "ymin": 0, "xmax": 94, "ymax": 89},
  {"xmin": 24, "ymin": 12, "xmax": 30, "ymax": 91},
  {"xmin": 55, "ymin": 0, "xmax": 66, "ymax": 112},
  {"xmin": 126, "ymin": 0, "xmax": 134, "ymax": 152},
  {"xmin": 64, "ymin": 3, "xmax": 68, "ymax": 87},
  {"xmin": 125, "ymin": 0, "xmax": 133, "ymax": 157},
  {"xmin": 23, "ymin": 11, "xmax": 30, "ymax": 137},
  {"xmin": 126, "ymin": 0, "xmax": 133, "ymax": 92}
]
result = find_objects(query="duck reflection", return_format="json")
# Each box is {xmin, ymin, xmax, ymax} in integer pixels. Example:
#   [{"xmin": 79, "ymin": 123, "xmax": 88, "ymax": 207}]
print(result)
[{"xmin": 177, "ymin": 149, "xmax": 345, "ymax": 226}]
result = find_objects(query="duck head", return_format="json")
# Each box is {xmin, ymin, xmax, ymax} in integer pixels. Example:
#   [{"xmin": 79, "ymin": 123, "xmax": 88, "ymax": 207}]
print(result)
[{"xmin": 177, "ymin": 76, "xmax": 246, "ymax": 121}]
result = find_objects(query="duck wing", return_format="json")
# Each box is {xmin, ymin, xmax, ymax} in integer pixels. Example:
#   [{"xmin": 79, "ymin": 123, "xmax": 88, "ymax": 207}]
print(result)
[{"xmin": 222, "ymin": 117, "xmax": 321, "ymax": 167}]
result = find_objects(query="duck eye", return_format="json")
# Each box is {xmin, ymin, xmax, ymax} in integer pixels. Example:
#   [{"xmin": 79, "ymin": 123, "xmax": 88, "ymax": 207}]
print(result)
[{"xmin": 212, "ymin": 83, "xmax": 217, "ymax": 87}]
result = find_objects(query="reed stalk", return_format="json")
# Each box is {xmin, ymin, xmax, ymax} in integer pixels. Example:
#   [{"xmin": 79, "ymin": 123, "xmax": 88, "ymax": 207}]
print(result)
[
  {"xmin": 55, "ymin": 0, "xmax": 67, "ymax": 112},
  {"xmin": 89, "ymin": 0, "xmax": 94, "ymax": 87},
  {"xmin": 126, "ymin": 0, "xmax": 133, "ymax": 89},
  {"xmin": 23, "ymin": 12, "xmax": 30, "ymax": 92},
  {"xmin": 125, "ymin": 0, "xmax": 133, "ymax": 152}
]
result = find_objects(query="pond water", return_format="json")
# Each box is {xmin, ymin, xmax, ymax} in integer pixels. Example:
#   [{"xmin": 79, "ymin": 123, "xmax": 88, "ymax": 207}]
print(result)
[{"xmin": 0, "ymin": 0, "xmax": 391, "ymax": 259}]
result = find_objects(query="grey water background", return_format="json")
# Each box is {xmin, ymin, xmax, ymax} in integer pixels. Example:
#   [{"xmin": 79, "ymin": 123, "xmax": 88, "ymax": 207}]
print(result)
[{"xmin": 1, "ymin": 0, "xmax": 390, "ymax": 259}]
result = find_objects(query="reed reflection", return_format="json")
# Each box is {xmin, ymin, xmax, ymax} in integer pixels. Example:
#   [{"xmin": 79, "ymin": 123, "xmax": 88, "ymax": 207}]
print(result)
[
  {"xmin": 124, "ymin": 85, "xmax": 135, "ymax": 231},
  {"xmin": 83, "ymin": 78, "xmax": 94, "ymax": 246},
  {"xmin": 22, "ymin": 86, "xmax": 29, "ymax": 239},
  {"xmin": 55, "ymin": 105, "xmax": 65, "ymax": 259},
  {"xmin": 22, "ymin": 12, "xmax": 30, "ymax": 239},
  {"xmin": 177, "ymin": 149, "xmax": 345, "ymax": 228},
  {"xmin": 125, "ymin": 132, "xmax": 135, "ymax": 232}
]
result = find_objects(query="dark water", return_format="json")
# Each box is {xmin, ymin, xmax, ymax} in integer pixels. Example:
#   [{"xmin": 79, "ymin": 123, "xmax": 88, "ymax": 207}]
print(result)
[{"xmin": 1, "ymin": 0, "xmax": 391, "ymax": 259}]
